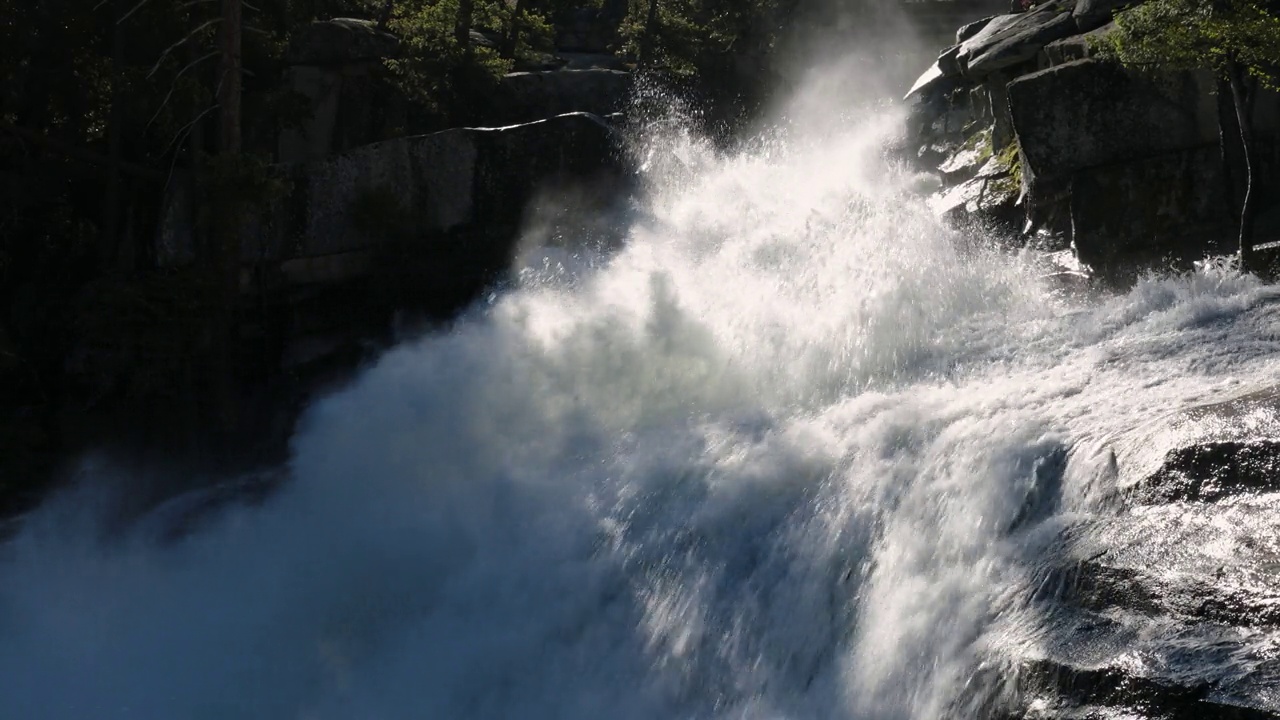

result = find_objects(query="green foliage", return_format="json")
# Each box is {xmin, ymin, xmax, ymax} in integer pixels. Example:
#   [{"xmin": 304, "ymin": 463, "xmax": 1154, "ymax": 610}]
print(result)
[
  {"xmin": 385, "ymin": 0, "xmax": 512, "ymax": 123},
  {"xmin": 994, "ymin": 139, "xmax": 1023, "ymax": 188},
  {"xmin": 986, "ymin": 138, "xmax": 1024, "ymax": 199},
  {"xmin": 618, "ymin": 0, "xmax": 788, "ymax": 75},
  {"xmin": 1097, "ymin": 0, "xmax": 1280, "ymax": 86}
]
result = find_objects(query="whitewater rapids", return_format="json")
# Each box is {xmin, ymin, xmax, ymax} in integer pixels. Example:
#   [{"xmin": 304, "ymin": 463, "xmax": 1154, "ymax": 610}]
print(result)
[{"xmin": 3, "ymin": 77, "xmax": 1280, "ymax": 719}]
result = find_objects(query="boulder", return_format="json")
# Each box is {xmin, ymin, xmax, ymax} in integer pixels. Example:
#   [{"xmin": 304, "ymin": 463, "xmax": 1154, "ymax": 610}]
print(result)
[
  {"xmin": 1073, "ymin": 0, "xmax": 1144, "ymax": 31},
  {"xmin": 1007, "ymin": 59, "xmax": 1218, "ymax": 180},
  {"xmin": 905, "ymin": 42, "xmax": 977, "ymax": 102},
  {"xmin": 1132, "ymin": 440, "xmax": 1280, "ymax": 504},
  {"xmin": 957, "ymin": 15, "xmax": 997, "ymax": 44},
  {"xmin": 957, "ymin": 0, "xmax": 1080, "ymax": 78},
  {"xmin": 1042, "ymin": 20, "xmax": 1116, "ymax": 65}
]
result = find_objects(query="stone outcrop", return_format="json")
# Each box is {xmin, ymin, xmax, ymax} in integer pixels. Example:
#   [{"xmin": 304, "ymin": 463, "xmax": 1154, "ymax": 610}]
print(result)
[
  {"xmin": 276, "ymin": 112, "xmax": 622, "ymax": 267},
  {"xmin": 160, "ymin": 112, "xmax": 626, "ymax": 382},
  {"xmin": 279, "ymin": 19, "xmax": 407, "ymax": 163},
  {"xmin": 1007, "ymin": 59, "xmax": 1218, "ymax": 177},
  {"xmin": 905, "ymin": 0, "xmax": 1280, "ymax": 276},
  {"xmin": 494, "ymin": 68, "xmax": 632, "ymax": 125},
  {"xmin": 168, "ymin": 112, "xmax": 623, "ymax": 283},
  {"xmin": 956, "ymin": 0, "xmax": 1079, "ymax": 77},
  {"xmin": 276, "ymin": 18, "xmax": 635, "ymax": 161}
]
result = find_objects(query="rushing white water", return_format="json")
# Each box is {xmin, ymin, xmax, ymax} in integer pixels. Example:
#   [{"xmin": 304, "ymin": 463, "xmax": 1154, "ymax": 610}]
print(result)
[{"xmin": 4, "ymin": 66, "xmax": 1280, "ymax": 720}]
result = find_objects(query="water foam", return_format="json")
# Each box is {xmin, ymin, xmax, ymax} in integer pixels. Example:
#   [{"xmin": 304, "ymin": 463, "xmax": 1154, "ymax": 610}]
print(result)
[{"xmin": 2, "ymin": 80, "xmax": 1279, "ymax": 720}]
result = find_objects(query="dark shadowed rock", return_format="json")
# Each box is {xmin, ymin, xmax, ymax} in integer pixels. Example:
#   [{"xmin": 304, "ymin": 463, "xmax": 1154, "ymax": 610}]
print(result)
[
  {"xmin": 279, "ymin": 19, "xmax": 405, "ymax": 162},
  {"xmin": 1042, "ymin": 20, "xmax": 1116, "ymax": 64},
  {"xmin": 1007, "ymin": 59, "xmax": 1217, "ymax": 179},
  {"xmin": 1069, "ymin": 146, "xmax": 1229, "ymax": 272},
  {"xmin": 285, "ymin": 18, "xmax": 400, "ymax": 66}
]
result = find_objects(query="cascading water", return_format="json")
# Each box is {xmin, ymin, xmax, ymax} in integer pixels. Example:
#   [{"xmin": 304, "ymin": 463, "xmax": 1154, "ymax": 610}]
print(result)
[{"xmin": 3, "ymin": 59, "xmax": 1280, "ymax": 720}]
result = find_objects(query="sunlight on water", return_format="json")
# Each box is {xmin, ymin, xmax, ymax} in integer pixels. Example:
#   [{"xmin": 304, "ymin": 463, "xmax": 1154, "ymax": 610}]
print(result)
[{"xmin": 3, "ymin": 63, "xmax": 1280, "ymax": 720}]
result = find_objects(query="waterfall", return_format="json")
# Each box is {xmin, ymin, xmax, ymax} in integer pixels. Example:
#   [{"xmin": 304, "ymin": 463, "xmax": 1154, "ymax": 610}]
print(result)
[{"xmin": 2, "ymin": 60, "xmax": 1278, "ymax": 720}]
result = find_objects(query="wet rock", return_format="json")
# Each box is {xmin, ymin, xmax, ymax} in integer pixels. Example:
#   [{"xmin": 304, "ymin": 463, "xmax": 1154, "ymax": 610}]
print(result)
[
  {"xmin": 1010, "ymin": 658, "xmax": 1280, "ymax": 719},
  {"xmin": 930, "ymin": 168, "xmax": 1020, "ymax": 227},
  {"xmin": 1133, "ymin": 440, "xmax": 1280, "ymax": 504}
]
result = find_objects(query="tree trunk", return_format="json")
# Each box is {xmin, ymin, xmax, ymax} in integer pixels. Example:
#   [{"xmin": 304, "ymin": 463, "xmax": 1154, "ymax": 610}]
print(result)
[
  {"xmin": 216, "ymin": 0, "xmax": 243, "ymax": 432},
  {"xmin": 1215, "ymin": 77, "xmax": 1239, "ymax": 214},
  {"xmin": 101, "ymin": 11, "xmax": 125, "ymax": 271},
  {"xmin": 500, "ymin": 0, "xmax": 531, "ymax": 60},
  {"xmin": 641, "ymin": 0, "xmax": 660, "ymax": 64},
  {"xmin": 456, "ymin": 0, "xmax": 475, "ymax": 55},
  {"xmin": 1227, "ymin": 59, "xmax": 1257, "ymax": 273},
  {"xmin": 220, "ymin": 0, "xmax": 242, "ymax": 157}
]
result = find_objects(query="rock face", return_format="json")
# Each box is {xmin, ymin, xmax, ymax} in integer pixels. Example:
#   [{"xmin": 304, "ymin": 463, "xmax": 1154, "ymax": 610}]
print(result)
[
  {"xmin": 277, "ymin": 18, "xmax": 634, "ymax": 160},
  {"xmin": 494, "ymin": 69, "xmax": 632, "ymax": 125},
  {"xmin": 154, "ymin": 113, "xmax": 627, "ymax": 448},
  {"xmin": 274, "ymin": 112, "xmax": 623, "ymax": 271},
  {"xmin": 905, "ymin": 0, "xmax": 1280, "ymax": 277},
  {"xmin": 1007, "ymin": 59, "xmax": 1218, "ymax": 178},
  {"xmin": 279, "ymin": 19, "xmax": 406, "ymax": 163}
]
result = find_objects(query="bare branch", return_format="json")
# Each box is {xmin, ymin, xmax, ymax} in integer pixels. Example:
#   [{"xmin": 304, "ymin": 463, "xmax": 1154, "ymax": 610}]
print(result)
[
  {"xmin": 160, "ymin": 68, "xmax": 225, "ymax": 156},
  {"xmin": 162, "ymin": 102, "xmax": 219, "ymax": 157},
  {"xmin": 117, "ymin": 0, "xmax": 156, "ymax": 24},
  {"xmin": 146, "ymin": 50, "xmax": 219, "ymax": 131},
  {"xmin": 147, "ymin": 17, "xmax": 222, "ymax": 80},
  {"xmin": 243, "ymin": 0, "xmax": 262, "ymax": 12}
]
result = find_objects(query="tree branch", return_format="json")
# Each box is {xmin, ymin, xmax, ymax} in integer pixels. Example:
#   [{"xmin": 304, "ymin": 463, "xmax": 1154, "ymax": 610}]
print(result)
[
  {"xmin": 147, "ymin": 51, "xmax": 219, "ymax": 131},
  {"xmin": 148, "ymin": 18, "xmax": 222, "ymax": 80}
]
